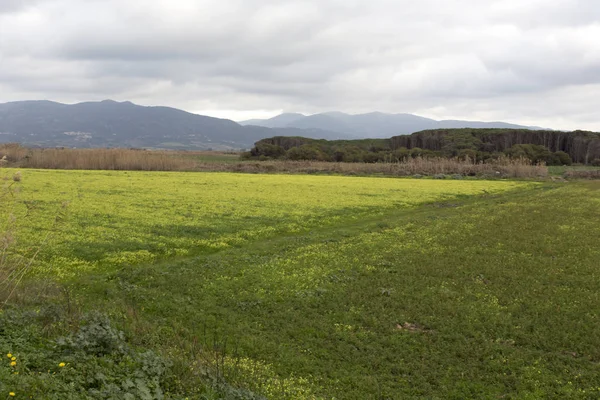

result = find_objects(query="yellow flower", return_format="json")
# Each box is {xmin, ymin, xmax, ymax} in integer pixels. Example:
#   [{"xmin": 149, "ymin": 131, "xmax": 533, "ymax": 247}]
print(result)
[
  {"xmin": 58, "ymin": 362, "xmax": 66, "ymax": 368},
  {"xmin": 11, "ymin": 357, "xmax": 16, "ymax": 361},
  {"xmin": 10, "ymin": 361, "xmax": 16, "ymax": 366},
  {"xmin": 6, "ymin": 353, "xmax": 12, "ymax": 358},
  {"xmin": 9, "ymin": 392, "xmax": 15, "ymax": 397}
]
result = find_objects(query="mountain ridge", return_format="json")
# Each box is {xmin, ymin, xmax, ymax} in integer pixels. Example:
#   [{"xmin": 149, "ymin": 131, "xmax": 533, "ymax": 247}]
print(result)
[
  {"xmin": 0, "ymin": 100, "xmax": 348, "ymax": 149},
  {"xmin": 240, "ymin": 111, "xmax": 546, "ymax": 137},
  {"xmin": 0, "ymin": 99, "xmax": 549, "ymax": 150}
]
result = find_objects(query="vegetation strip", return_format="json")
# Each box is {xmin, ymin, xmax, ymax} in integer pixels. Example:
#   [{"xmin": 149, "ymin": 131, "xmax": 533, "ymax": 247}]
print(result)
[{"xmin": 247, "ymin": 128, "xmax": 600, "ymax": 165}]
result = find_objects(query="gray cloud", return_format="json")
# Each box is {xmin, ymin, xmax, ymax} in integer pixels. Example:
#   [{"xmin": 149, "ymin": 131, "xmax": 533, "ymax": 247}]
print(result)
[
  {"xmin": 0, "ymin": 0, "xmax": 599, "ymax": 130},
  {"xmin": 0, "ymin": 0, "xmax": 41, "ymax": 13}
]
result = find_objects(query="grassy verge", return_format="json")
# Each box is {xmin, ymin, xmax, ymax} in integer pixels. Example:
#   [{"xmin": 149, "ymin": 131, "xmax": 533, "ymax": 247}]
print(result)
[{"xmin": 2, "ymin": 169, "xmax": 600, "ymax": 398}]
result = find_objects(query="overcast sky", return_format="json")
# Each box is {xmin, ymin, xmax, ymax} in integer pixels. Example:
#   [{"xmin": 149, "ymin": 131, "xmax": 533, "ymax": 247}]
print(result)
[{"xmin": 1, "ymin": 0, "xmax": 599, "ymax": 130}]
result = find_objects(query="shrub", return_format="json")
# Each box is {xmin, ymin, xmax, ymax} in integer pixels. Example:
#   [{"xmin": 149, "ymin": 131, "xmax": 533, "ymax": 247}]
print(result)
[
  {"xmin": 506, "ymin": 144, "xmax": 554, "ymax": 164},
  {"xmin": 393, "ymin": 147, "xmax": 410, "ymax": 162},
  {"xmin": 457, "ymin": 149, "xmax": 478, "ymax": 161},
  {"xmin": 251, "ymin": 143, "xmax": 286, "ymax": 158},
  {"xmin": 553, "ymin": 151, "xmax": 572, "ymax": 166},
  {"xmin": 362, "ymin": 152, "xmax": 382, "ymax": 163},
  {"xmin": 591, "ymin": 158, "xmax": 600, "ymax": 167},
  {"xmin": 410, "ymin": 147, "xmax": 425, "ymax": 158},
  {"xmin": 57, "ymin": 313, "xmax": 127, "ymax": 356}
]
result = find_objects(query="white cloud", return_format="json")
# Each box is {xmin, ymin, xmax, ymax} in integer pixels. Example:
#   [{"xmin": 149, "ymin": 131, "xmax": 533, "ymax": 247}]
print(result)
[{"xmin": 0, "ymin": 0, "xmax": 598, "ymax": 130}]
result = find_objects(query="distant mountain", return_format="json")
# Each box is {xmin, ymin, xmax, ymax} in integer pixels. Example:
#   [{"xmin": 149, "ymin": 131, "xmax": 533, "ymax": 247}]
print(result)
[
  {"xmin": 0, "ymin": 100, "xmax": 548, "ymax": 150},
  {"xmin": 435, "ymin": 120, "xmax": 547, "ymax": 130},
  {"xmin": 242, "ymin": 113, "xmax": 305, "ymax": 128},
  {"xmin": 0, "ymin": 100, "xmax": 347, "ymax": 150},
  {"xmin": 240, "ymin": 111, "xmax": 543, "ymax": 137}
]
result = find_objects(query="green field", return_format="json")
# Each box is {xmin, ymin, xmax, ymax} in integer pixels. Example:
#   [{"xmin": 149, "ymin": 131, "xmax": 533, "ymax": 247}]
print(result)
[
  {"xmin": 2, "ymin": 169, "xmax": 600, "ymax": 399},
  {"xmin": 548, "ymin": 165, "xmax": 600, "ymax": 176},
  {"xmin": 189, "ymin": 152, "xmax": 242, "ymax": 164}
]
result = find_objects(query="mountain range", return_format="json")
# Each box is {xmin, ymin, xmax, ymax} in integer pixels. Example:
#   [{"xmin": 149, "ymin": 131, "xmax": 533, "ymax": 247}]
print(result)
[
  {"xmin": 240, "ymin": 112, "xmax": 545, "ymax": 138},
  {"xmin": 0, "ymin": 100, "xmax": 543, "ymax": 150}
]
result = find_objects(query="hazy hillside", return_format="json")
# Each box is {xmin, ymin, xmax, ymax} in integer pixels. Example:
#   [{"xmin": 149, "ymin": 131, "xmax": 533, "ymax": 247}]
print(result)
[
  {"xmin": 0, "ymin": 100, "xmax": 347, "ymax": 150},
  {"xmin": 0, "ymin": 100, "xmax": 551, "ymax": 150},
  {"xmin": 240, "ymin": 111, "xmax": 542, "ymax": 137},
  {"xmin": 242, "ymin": 113, "xmax": 306, "ymax": 128}
]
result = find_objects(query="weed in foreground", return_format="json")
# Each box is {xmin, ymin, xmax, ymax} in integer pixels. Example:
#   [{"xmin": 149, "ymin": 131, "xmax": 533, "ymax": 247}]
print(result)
[{"xmin": 0, "ymin": 307, "xmax": 174, "ymax": 399}]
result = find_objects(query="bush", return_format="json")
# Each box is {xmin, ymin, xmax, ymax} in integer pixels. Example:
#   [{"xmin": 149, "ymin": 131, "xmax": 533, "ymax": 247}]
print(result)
[
  {"xmin": 457, "ymin": 149, "xmax": 477, "ymax": 161},
  {"xmin": 553, "ymin": 151, "xmax": 572, "ymax": 166},
  {"xmin": 239, "ymin": 151, "xmax": 252, "ymax": 160},
  {"xmin": 250, "ymin": 143, "xmax": 286, "ymax": 158},
  {"xmin": 57, "ymin": 313, "xmax": 127, "ymax": 356},
  {"xmin": 362, "ymin": 152, "xmax": 382, "ymax": 163},
  {"xmin": 410, "ymin": 147, "xmax": 425, "ymax": 158},
  {"xmin": 285, "ymin": 145, "xmax": 327, "ymax": 161},
  {"xmin": 506, "ymin": 144, "xmax": 554, "ymax": 164},
  {"xmin": 591, "ymin": 158, "xmax": 600, "ymax": 167},
  {"xmin": 393, "ymin": 147, "xmax": 410, "ymax": 162}
]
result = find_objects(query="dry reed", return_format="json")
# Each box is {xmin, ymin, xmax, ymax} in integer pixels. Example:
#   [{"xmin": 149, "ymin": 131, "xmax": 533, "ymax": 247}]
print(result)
[
  {"xmin": 564, "ymin": 169, "xmax": 600, "ymax": 179},
  {"xmin": 196, "ymin": 157, "xmax": 548, "ymax": 179},
  {"xmin": 13, "ymin": 147, "xmax": 197, "ymax": 171},
  {"xmin": 0, "ymin": 143, "xmax": 29, "ymax": 162}
]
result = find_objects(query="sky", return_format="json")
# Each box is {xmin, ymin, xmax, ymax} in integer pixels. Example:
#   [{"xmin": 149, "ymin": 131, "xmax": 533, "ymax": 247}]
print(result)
[{"xmin": 0, "ymin": 0, "xmax": 599, "ymax": 130}]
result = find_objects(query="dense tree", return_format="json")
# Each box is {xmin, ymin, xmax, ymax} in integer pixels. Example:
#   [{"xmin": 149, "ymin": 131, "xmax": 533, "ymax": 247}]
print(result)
[
  {"xmin": 285, "ymin": 145, "xmax": 328, "ymax": 161},
  {"xmin": 441, "ymin": 132, "xmax": 482, "ymax": 156},
  {"xmin": 391, "ymin": 128, "xmax": 600, "ymax": 164},
  {"xmin": 244, "ymin": 128, "xmax": 600, "ymax": 164}
]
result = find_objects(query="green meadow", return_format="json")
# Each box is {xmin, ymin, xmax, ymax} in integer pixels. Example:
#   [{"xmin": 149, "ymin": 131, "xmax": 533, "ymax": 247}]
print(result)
[{"xmin": 1, "ymin": 169, "xmax": 599, "ymax": 399}]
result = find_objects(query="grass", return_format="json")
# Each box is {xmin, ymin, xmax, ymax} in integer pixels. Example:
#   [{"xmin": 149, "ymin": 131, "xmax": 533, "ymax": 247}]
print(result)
[
  {"xmin": 2, "ymin": 169, "xmax": 600, "ymax": 398},
  {"xmin": 548, "ymin": 165, "xmax": 600, "ymax": 179},
  {"xmin": 548, "ymin": 165, "xmax": 600, "ymax": 176},
  {"xmin": 191, "ymin": 152, "xmax": 242, "ymax": 163},
  {"xmin": 4, "ymin": 170, "xmax": 529, "ymax": 278}
]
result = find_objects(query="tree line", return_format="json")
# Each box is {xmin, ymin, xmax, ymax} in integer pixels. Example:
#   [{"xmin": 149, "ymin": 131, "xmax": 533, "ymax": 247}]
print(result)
[{"xmin": 242, "ymin": 128, "xmax": 600, "ymax": 165}]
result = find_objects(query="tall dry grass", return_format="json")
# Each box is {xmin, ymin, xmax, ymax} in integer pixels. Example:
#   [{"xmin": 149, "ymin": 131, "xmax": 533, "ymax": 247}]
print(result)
[
  {"xmin": 564, "ymin": 169, "xmax": 600, "ymax": 179},
  {"xmin": 1, "ymin": 146, "xmax": 197, "ymax": 171},
  {"xmin": 196, "ymin": 157, "xmax": 548, "ymax": 178},
  {"xmin": 0, "ymin": 142, "xmax": 29, "ymax": 162}
]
